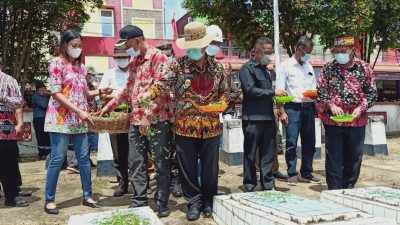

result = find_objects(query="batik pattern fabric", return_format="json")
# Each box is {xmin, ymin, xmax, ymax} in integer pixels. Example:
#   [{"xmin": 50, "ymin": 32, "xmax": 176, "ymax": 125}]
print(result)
[
  {"xmin": 107, "ymin": 47, "xmax": 173, "ymax": 125},
  {"xmin": 317, "ymin": 58, "xmax": 377, "ymax": 127},
  {"xmin": 44, "ymin": 57, "xmax": 89, "ymax": 134},
  {"xmin": 0, "ymin": 71, "xmax": 24, "ymax": 140},
  {"xmin": 150, "ymin": 55, "xmax": 229, "ymax": 139}
]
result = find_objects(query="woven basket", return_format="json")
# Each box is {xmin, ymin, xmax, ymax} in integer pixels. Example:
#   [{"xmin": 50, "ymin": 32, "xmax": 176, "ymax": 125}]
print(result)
[{"xmin": 89, "ymin": 111, "xmax": 130, "ymax": 134}]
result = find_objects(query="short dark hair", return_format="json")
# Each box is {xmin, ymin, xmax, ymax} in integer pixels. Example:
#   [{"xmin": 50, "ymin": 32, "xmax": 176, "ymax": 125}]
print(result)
[
  {"xmin": 254, "ymin": 37, "xmax": 273, "ymax": 50},
  {"xmin": 60, "ymin": 29, "xmax": 82, "ymax": 63},
  {"xmin": 296, "ymin": 35, "xmax": 314, "ymax": 49}
]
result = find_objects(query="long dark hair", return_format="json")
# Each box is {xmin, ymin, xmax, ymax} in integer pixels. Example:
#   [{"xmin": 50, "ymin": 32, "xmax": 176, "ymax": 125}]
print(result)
[{"xmin": 60, "ymin": 29, "xmax": 82, "ymax": 63}]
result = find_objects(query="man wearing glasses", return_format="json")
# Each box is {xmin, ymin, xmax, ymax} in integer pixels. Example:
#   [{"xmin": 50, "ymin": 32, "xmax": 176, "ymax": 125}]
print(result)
[
  {"xmin": 239, "ymin": 37, "xmax": 287, "ymax": 192},
  {"xmin": 276, "ymin": 35, "xmax": 321, "ymax": 186}
]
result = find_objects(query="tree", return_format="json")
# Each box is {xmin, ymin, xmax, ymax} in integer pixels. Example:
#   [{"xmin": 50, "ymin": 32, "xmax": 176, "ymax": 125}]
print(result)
[
  {"xmin": 183, "ymin": 0, "xmax": 400, "ymax": 62},
  {"xmin": 0, "ymin": 0, "xmax": 102, "ymax": 90}
]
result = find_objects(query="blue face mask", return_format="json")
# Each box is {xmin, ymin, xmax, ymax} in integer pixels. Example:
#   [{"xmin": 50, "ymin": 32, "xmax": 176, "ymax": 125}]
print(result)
[
  {"xmin": 187, "ymin": 48, "xmax": 203, "ymax": 61},
  {"xmin": 299, "ymin": 47, "xmax": 311, "ymax": 62},
  {"xmin": 206, "ymin": 44, "xmax": 220, "ymax": 56},
  {"xmin": 335, "ymin": 53, "xmax": 351, "ymax": 65}
]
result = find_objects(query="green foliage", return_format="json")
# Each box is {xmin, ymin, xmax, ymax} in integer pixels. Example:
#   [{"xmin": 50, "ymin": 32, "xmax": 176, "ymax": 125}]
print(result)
[
  {"xmin": 183, "ymin": 0, "xmax": 400, "ymax": 60},
  {"xmin": 0, "ymin": 0, "xmax": 103, "ymax": 89}
]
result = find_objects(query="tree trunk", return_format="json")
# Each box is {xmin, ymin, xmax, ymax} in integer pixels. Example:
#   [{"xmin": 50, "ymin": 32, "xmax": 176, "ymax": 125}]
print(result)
[{"xmin": 372, "ymin": 47, "xmax": 381, "ymax": 69}]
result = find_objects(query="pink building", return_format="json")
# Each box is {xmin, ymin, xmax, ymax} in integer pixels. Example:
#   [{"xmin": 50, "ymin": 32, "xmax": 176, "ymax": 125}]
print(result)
[{"xmin": 81, "ymin": 0, "xmax": 184, "ymax": 74}]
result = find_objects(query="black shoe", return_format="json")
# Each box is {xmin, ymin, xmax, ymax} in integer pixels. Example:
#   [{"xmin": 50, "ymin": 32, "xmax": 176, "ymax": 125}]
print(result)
[
  {"xmin": 217, "ymin": 190, "xmax": 226, "ymax": 195},
  {"xmin": 272, "ymin": 171, "xmax": 288, "ymax": 180},
  {"xmin": 113, "ymin": 189, "xmax": 128, "ymax": 197},
  {"xmin": 18, "ymin": 189, "xmax": 32, "ymax": 197},
  {"xmin": 186, "ymin": 203, "xmax": 201, "ymax": 221},
  {"xmin": 90, "ymin": 160, "xmax": 97, "ymax": 168},
  {"xmin": 129, "ymin": 202, "xmax": 148, "ymax": 208},
  {"xmin": 244, "ymin": 186, "xmax": 255, "ymax": 192},
  {"xmin": 202, "ymin": 204, "xmax": 213, "ymax": 218},
  {"xmin": 82, "ymin": 199, "xmax": 101, "ymax": 208},
  {"xmin": 171, "ymin": 179, "xmax": 183, "ymax": 197},
  {"xmin": 44, "ymin": 204, "xmax": 59, "ymax": 214},
  {"xmin": 157, "ymin": 204, "xmax": 171, "ymax": 217},
  {"xmin": 4, "ymin": 197, "xmax": 29, "ymax": 207}
]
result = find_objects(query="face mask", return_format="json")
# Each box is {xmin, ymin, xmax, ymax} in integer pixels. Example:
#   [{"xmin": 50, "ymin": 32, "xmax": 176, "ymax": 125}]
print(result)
[
  {"xmin": 187, "ymin": 48, "xmax": 203, "ymax": 61},
  {"xmin": 126, "ymin": 47, "xmax": 140, "ymax": 58},
  {"xmin": 299, "ymin": 47, "xmax": 311, "ymax": 62},
  {"xmin": 67, "ymin": 46, "xmax": 82, "ymax": 59},
  {"xmin": 261, "ymin": 54, "xmax": 271, "ymax": 65},
  {"xmin": 116, "ymin": 58, "xmax": 129, "ymax": 68},
  {"xmin": 206, "ymin": 44, "xmax": 220, "ymax": 56},
  {"xmin": 335, "ymin": 53, "xmax": 351, "ymax": 65},
  {"xmin": 167, "ymin": 56, "xmax": 174, "ymax": 63},
  {"xmin": 265, "ymin": 54, "xmax": 274, "ymax": 60}
]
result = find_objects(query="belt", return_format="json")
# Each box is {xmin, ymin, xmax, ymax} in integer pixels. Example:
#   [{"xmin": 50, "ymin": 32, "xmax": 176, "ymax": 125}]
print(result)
[{"xmin": 286, "ymin": 102, "xmax": 314, "ymax": 108}]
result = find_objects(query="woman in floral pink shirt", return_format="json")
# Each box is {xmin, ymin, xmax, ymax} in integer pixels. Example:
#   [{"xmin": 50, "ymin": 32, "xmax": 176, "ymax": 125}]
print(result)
[{"xmin": 44, "ymin": 30, "xmax": 111, "ymax": 214}]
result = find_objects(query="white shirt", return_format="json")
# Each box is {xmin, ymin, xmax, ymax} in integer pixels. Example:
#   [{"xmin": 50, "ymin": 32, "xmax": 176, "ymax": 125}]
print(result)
[
  {"xmin": 275, "ymin": 57, "xmax": 316, "ymax": 103},
  {"xmin": 99, "ymin": 67, "xmax": 130, "ymax": 97}
]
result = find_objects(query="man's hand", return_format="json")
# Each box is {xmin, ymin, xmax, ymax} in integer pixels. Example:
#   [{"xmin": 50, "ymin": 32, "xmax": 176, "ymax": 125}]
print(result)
[
  {"xmin": 278, "ymin": 112, "xmax": 289, "ymax": 126},
  {"xmin": 77, "ymin": 110, "xmax": 94, "ymax": 126},
  {"xmin": 139, "ymin": 116, "xmax": 150, "ymax": 135},
  {"xmin": 15, "ymin": 123, "xmax": 23, "ymax": 135},
  {"xmin": 98, "ymin": 106, "xmax": 111, "ymax": 117},
  {"xmin": 266, "ymin": 64, "xmax": 275, "ymax": 71},
  {"xmin": 100, "ymin": 87, "xmax": 113, "ymax": 98},
  {"xmin": 275, "ymin": 90, "xmax": 288, "ymax": 97},
  {"xmin": 352, "ymin": 106, "xmax": 362, "ymax": 118},
  {"xmin": 330, "ymin": 104, "xmax": 344, "ymax": 116},
  {"xmin": 301, "ymin": 96, "xmax": 314, "ymax": 102}
]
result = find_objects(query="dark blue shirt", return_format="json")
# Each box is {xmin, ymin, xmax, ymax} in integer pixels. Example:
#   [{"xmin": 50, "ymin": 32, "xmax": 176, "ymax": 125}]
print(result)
[{"xmin": 31, "ymin": 93, "xmax": 49, "ymax": 118}]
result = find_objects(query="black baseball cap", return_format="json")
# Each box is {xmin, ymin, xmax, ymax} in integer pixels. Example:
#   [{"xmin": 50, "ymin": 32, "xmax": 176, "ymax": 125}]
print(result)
[{"xmin": 116, "ymin": 25, "xmax": 144, "ymax": 47}]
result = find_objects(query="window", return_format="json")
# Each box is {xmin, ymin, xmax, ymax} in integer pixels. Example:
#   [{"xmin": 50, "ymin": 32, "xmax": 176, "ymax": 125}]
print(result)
[
  {"xmin": 131, "ymin": 18, "xmax": 155, "ymax": 38},
  {"xmin": 101, "ymin": 9, "xmax": 114, "ymax": 37},
  {"xmin": 132, "ymin": 0, "xmax": 153, "ymax": 10},
  {"xmin": 377, "ymin": 80, "xmax": 400, "ymax": 102},
  {"xmin": 85, "ymin": 56, "xmax": 110, "ymax": 75}
]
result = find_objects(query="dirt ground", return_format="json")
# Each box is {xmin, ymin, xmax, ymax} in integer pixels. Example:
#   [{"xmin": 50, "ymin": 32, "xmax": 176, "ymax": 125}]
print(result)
[{"xmin": 0, "ymin": 136, "xmax": 399, "ymax": 225}]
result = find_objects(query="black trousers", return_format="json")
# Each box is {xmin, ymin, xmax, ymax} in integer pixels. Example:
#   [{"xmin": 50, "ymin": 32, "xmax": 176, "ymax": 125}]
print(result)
[
  {"xmin": 33, "ymin": 117, "xmax": 51, "ymax": 158},
  {"xmin": 242, "ymin": 120, "xmax": 276, "ymax": 190},
  {"xmin": 324, "ymin": 124, "xmax": 365, "ymax": 190},
  {"xmin": 128, "ymin": 122, "xmax": 171, "ymax": 206},
  {"xmin": 0, "ymin": 140, "xmax": 20, "ymax": 200},
  {"xmin": 175, "ymin": 135, "xmax": 220, "ymax": 206},
  {"xmin": 110, "ymin": 133, "xmax": 129, "ymax": 191}
]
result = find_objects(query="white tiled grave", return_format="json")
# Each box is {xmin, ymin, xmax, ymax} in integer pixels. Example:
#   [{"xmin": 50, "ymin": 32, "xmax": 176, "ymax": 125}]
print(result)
[
  {"xmin": 68, "ymin": 207, "xmax": 163, "ymax": 225},
  {"xmin": 213, "ymin": 191, "xmax": 396, "ymax": 225},
  {"xmin": 321, "ymin": 186, "xmax": 400, "ymax": 224}
]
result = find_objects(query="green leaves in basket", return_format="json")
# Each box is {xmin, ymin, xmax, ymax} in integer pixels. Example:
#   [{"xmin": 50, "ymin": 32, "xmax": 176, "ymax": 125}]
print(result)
[
  {"xmin": 330, "ymin": 113, "xmax": 356, "ymax": 123},
  {"xmin": 273, "ymin": 96, "xmax": 295, "ymax": 103},
  {"xmin": 116, "ymin": 103, "xmax": 130, "ymax": 110}
]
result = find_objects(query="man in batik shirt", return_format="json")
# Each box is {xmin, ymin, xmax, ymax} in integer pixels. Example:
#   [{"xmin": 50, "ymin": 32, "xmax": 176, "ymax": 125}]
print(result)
[
  {"xmin": 141, "ymin": 21, "xmax": 229, "ymax": 221},
  {"xmin": 317, "ymin": 36, "xmax": 377, "ymax": 190},
  {"xmin": 0, "ymin": 69, "xmax": 29, "ymax": 207}
]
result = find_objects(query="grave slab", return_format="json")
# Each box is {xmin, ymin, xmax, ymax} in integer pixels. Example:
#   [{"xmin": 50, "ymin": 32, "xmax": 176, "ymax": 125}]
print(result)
[
  {"xmin": 68, "ymin": 207, "xmax": 163, "ymax": 225},
  {"xmin": 214, "ymin": 191, "xmax": 396, "ymax": 225},
  {"xmin": 321, "ymin": 186, "xmax": 400, "ymax": 224}
]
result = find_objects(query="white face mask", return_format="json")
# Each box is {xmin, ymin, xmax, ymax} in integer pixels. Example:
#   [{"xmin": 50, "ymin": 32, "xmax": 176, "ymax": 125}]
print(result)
[
  {"xmin": 115, "ymin": 58, "xmax": 130, "ymax": 68},
  {"xmin": 206, "ymin": 44, "xmax": 220, "ymax": 56},
  {"xmin": 126, "ymin": 47, "xmax": 140, "ymax": 58},
  {"xmin": 67, "ymin": 46, "xmax": 82, "ymax": 58}
]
